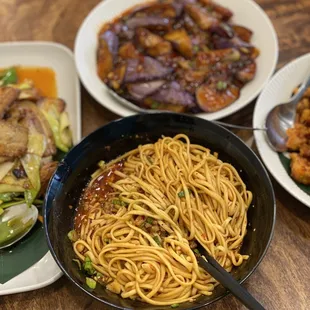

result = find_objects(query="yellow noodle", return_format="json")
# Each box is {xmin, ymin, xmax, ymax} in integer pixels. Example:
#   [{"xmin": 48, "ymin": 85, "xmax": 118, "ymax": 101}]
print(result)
[{"xmin": 72, "ymin": 134, "xmax": 252, "ymax": 306}]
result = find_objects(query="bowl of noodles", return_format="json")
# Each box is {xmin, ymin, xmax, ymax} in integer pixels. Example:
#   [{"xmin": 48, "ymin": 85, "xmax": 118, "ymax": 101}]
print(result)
[{"xmin": 44, "ymin": 113, "xmax": 275, "ymax": 309}]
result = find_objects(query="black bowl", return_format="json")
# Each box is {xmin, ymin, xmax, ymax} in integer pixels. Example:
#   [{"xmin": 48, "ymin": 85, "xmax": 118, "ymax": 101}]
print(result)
[{"xmin": 44, "ymin": 113, "xmax": 276, "ymax": 310}]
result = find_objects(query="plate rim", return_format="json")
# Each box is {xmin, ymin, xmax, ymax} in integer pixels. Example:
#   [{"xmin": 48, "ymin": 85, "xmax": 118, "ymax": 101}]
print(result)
[
  {"xmin": 0, "ymin": 40, "xmax": 81, "ymax": 294},
  {"xmin": 253, "ymin": 52, "xmax": 310, "ymax": 208},
  {"xmin": 74, "ymin": 0, "xmax": 279, "ymax": 121}
]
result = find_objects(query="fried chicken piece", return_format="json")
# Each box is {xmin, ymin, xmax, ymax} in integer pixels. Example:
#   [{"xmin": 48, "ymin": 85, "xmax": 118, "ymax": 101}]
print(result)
[
  {"xmin": 0, "ymin": 87, "xmax": 20, "ymax": 118},
  {"xmin": 0, "ymin": 120, "xmax": 28, "ymax": 158},
  {"xmin": 299, "ymin": 109, "xmax": 310, "ymax": 126},
  {"xmin": 38, "ymin": 161, "xmax": 58, "ymax": 197},
  {"xmin": 300, "ymin": 144, "xmax": 310, "ymax": 158},
  {"xmin": 290, "ymin": 153, "xmax": 310, "ymax": 185},
  {"xmin": 286, "ymin": 124, "xmax": 310, "ymax": 151}
]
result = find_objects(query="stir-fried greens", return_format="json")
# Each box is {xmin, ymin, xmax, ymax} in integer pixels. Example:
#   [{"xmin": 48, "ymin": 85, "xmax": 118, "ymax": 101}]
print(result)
[
  {"xmin": 0, "ymin": 67, "xmax": 72, "ymax": 214},
  {"xmin": 97, "ymin": 0, "xmax": 259, "ymax": 113}
]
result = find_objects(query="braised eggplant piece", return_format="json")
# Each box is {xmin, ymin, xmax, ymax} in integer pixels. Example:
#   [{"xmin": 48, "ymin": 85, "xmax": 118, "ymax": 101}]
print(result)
[
  {"xmin": 196, "ymin": 82, "xmax": 240, "ymax": 112},
  {"xmin": 164, "ymin": 29, "xmax": 193, "ymax": 58},
  {"xmin": 127, "ymin": 80, "xmax": 166, "ymax": 100},
  {"xmin": 123, "ymin": 57, "xmax": 173, "ymax": 83},
  {"xmin": 185, "ymin": 4, "xmax": 218, "ymax": 30},
  {"xmin": 232, "ymin": 25, "xmax": 253, "ymax": 43},
  {"xmin": 150, "ymin": 82, "xmax": 195, "ymax": 107},
  {"xmin": 235, "ymin": 62, "xmax": 256, "ymax": 83},
  {"xmin": 97, "ymin": 0, "xmax": 259, "ymax": 114},
  {"xmin": 97, "ymin": 37, "xmax": 113, "ymax": 80}
]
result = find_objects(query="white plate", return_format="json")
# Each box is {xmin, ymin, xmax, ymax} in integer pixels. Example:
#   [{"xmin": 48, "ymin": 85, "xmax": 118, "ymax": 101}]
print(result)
[
  {"xmin": 253, "ymin": 53, "xmax": 310, "ymax": 208},
  {"xmin": 0, "ymin": 41, "xmax": 81, "ymax": 295},
  {"xmin": 75, "ymin": 0, "xmax": 278, "ymax": 120}
]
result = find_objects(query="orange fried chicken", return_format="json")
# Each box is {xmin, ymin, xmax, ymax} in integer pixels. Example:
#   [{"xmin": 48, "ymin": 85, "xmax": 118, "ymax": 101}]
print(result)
[{"xmin": 290, "ymin": 153, "xmax": 310, "ymax": 185}]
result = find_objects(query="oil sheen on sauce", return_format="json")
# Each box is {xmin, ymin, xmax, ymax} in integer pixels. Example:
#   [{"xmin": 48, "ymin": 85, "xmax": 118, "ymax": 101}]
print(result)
[
  {"xmin": 16, "ymin": 67, "xmax": 57, "ymax": 97},
  {"xmin": 74, "ymin": 162, "xmax": 124, "ymax": 233}
]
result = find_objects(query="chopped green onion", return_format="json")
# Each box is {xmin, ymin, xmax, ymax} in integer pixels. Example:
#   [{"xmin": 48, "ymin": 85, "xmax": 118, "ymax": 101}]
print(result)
[
  {"xmin": 0, "ymin": 192, "xmax": 19, "ymax": 203},
  {"xmin": 98, "ymin": 160, "xmax": 105, "ymax": 169},
  {"xmin": 178, "ymin": 189, "xmax": 193, "ymax": 198},
  {"xmin": 153, "ymin": 235, "xmax": 161, "ymax": 246},
  {"xmin": 96, "ymin": 272, "xmax": 104, "ymax": 278},
  {"xmin": 171, "ymin": 304, "xmax": 180, "ymax": 308},
  {"xmin": 86, "ymin": 277, "xmax": 97, "ymax": 289},
  {"xmin": 194, "ymin": 249, "xmax": 200, "ymax": 255},
  {"xmin": 0, "ymin": 67, "xmax": 18, "ymax": 85},
  {"xmin": 151, "ymin": 100, "xmax": 160, "ymax": 109},
  {"xmin": 112, "ymin": 199, "xmax": 126, "ymax": 206},
  {"xmin": 216, "ymin": 81, "xmax": 227, "ymax": 91},
  {"xmin": 83, "ymin": 256, "xmax": 96, "ymax": 275},
  {"xmin": 73, "ymin": 259, "xmax": 82, "ymax": 270},
  {"xmin": 193, "ymin": 45, "xmax": 200, "ymax": 52},
  {"xmin": 146, "ymin": 217, "xmax": 154, "ymax": 224},
  {"xmin": 67, "ymin": 230, "xmax": 78, "ymax": 242}
]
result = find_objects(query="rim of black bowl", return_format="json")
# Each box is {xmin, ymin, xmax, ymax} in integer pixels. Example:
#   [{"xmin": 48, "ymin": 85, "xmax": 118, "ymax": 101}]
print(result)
[{"xmin": 43, "ymin": 112, "xmax": 276, "ymax": 310}]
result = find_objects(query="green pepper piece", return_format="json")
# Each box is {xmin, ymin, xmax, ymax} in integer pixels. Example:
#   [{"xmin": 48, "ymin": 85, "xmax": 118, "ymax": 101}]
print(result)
[{"xmin": 1, "ymin": 68, "xmax": 18, "ymax": 85}]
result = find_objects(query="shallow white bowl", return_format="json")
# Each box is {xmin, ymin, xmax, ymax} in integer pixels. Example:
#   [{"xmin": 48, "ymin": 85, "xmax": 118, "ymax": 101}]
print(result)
[
  {"xmin": 253, "ymin": 53, "xmax": 310, "ymax": 208},
  {"xmin": 75, "ymin": 0, "xmax": 278, "ymax": 120},
  {"xmin": 0, "ymin": 41, "xmax": 81, "ymax": 294}
]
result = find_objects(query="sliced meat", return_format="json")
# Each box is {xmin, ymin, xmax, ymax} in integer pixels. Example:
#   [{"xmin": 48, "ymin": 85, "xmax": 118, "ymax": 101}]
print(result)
[
  {"xmin": 0, "ymin": 120, "xmax": 28, "ymax": 158},
  {"xmin": 127, "ymin": 80, "xmax": 165, "ymax": 100},
  {"xmin": 0, "ymin": 87, "xmax": 20, "ymax": 118},
  {"xmin": 290, "ymin": 153, "xmax": 310, "ymax": 185},
  {"xmin": 38, "ymin": 161, "xmax": 58, "ymax": 197},
  {"xmin": 7, "ymin": 101, "xmax": 56, "ymax": 157},
  {"xmin": 18, "ymin": 87, "xmax": 41, "ymax": 102},
  {"xmin": 124, "ymin": 57, "xmax": 173, "ymax": 83},
  {"xmin": 164, "ymin": 29, "xmax": 193, "ymax": 58}
]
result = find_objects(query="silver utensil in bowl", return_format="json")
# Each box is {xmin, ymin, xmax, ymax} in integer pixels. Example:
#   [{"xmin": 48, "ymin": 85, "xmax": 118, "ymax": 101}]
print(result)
[
  {"xmin": 0, "ymin": 203, "xmax": 38, "ymax": 249},
  {"xmin": 265, "ymin": 73, "xmax": 310, "ymax": 152}
]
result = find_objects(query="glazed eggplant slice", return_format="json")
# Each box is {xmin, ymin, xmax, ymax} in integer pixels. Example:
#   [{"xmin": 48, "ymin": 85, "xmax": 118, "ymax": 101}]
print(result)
[
  {"xmin": 136, "ymin": 28, "xmax": 163, "ymax": 49},
  {"xmin": 126, "ymin": 16, "xmax": 171, "ymax": 30},
  {"xmin": 185, "ymin": 3, "xmax": 218, "ymax": 30},
  {"xmin": 100, "ymin": 30, "xmax": 119, "ymax": 60},
  {"xmin": 232, "ymin": 25, "xmax": 253, "ymax": 43},
  {"xmin": 127, "ymin": 80, "xmax": 166, "ymax": 100},
  {"xmin": 196, "ymin": 81, "xmax": 240, "ymax": 112},
  {"xmin": 151, "ymin": 82, "xmax": 195, "ymax": 107},
  {"xmin": 118, "ymin": 42, "xmax": 139, "ymax": 59},
  {"xmin": 107, "ymin": 63, "xmax": 127, "ymax": 90},
  {"xmin": 97, "ymin": 37, "xmax": 113, "ymax": 81},
  {"xmin": 235, "ymin": 62, "xmax": 256, "ymax": 83},
  {"xmin": 0, "ymin": 121, "xmax": 28, "ymax": 159},
  {"xmin": 124, "ymin": 57, "xmax": 173, "ymax": 83},
  {"xmin": 0, "ymin": 87, "xmax": 20, "ymax": 118},
  {"xmin": 147, "ymin": 41, "xmax": 173, "ymax": 57},
  {"xmin": 199, "ymin": 0, "xmax": 233, "ymax": 21},
  {"xmin": 164, "ymin": 29, "xmax": 193, "ymax": 58}
]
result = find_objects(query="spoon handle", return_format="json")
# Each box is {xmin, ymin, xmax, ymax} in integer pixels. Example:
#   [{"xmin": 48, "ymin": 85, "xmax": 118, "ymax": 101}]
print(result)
[
  {"xmin": 291, "ymin": 73, "xmax": 310, "ymax": 104},
  {"xmin": 214, "ymin": 121, "xmax": 265, "ymax": 131}
]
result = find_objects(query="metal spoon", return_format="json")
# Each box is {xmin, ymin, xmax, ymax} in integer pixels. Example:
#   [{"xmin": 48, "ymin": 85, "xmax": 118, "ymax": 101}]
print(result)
[
  {"xmin": 265, "ymin": 74, "xmax": 310, "ymax": 152},
  {"xmin": 0, "ymin": 203, "xmax": 38, "ymax": 249}
]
